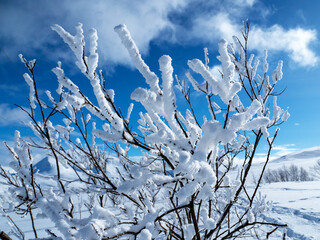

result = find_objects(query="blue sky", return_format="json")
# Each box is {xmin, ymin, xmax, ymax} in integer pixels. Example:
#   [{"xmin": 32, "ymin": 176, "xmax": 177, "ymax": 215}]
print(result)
[{"xmin": 0, "ymin": 0, "xmax": 320, "ymax": 162}]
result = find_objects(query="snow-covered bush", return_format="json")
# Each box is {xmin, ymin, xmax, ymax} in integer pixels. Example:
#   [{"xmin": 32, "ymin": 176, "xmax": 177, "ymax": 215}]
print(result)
[{"xmin": 0, "ymin": 21, "xmax": 289, "ymax": 239}]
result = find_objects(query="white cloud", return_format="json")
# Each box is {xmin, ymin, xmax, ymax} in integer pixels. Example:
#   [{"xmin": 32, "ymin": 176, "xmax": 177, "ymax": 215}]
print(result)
[
  {"xmin": 191, "ymin": 13, "xmax": 240, "ymax": 44},
  {"xmin": 59, "ymin": 0, "xmax": 190, "ymax": 65},
  {"xmin": 0, "ymin": 0, "xmax": 189, "ymax": 65},
  {"xmin": 250, "ymin": 25, "xmax": 318, "ymax": 67},
  {"xmin": 233, "ymin": 0, "xmax": 256, "ymax": 7},
  {"xmin": 189, "ymin": 12, "xmax": 318, "ymax": 67},
  {"xmin": 0, "ymin": 104, "xmax": 28, "ymax": 126},
  {"xmin": 0, "ymin": 0, "xmax": 317, "ymax": 68}
]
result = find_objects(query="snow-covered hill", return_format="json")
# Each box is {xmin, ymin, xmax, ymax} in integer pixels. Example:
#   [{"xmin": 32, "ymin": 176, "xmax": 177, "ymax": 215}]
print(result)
[
  {"xmin": 1, "ymin": 147, "xmax": 320, "ymax": 239},
  {"xmin": 269, "ymin": 146, "xmax": 320, "ymax": 168}
]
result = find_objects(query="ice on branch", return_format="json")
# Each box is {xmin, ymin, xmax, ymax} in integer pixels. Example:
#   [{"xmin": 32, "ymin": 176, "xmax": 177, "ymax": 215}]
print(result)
[
  {"xmin": 187, "ymin": 39, "xmax": 241, "ymax": 104},
  {"xmin": 114, "ymin": 24, "xmax": 160, "ymax": 93},
  {"xmin": 52, "ymin": 24, "xmax": 124, "ymax": 134},
  {"xmin": 52, "ymin": 66, "xmax": 81, "ymax": 94},
  {"xmin": 87, "ymin": 29, "xmax": 99, "ymax": 78},
  {"xmin": 263, "ymin": 50, "xmax": 269, "ymax": 73},
  {"xmin": 51, "ymin": 23, "xmax": 87, "ymax": 74},
  {"xmin": 272, "ymin": 60, "xmax": 283, "ymax": 83},
  {"xmin": 228, "ymin": 100, "xmax": 269, "ymax": 133},
  {"xmin": 282, "ymin": 108, "xmax": 290, "ymax": 121},
  {"xmin": 159, "ymin": 55, "xmax": 183, "ymax": 137},
  {"xmin": 22, "ymin": 73, "xmax": 36, "ymax": 109}
]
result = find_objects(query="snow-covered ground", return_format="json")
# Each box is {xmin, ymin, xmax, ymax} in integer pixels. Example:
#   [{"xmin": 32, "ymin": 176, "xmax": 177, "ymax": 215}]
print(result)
[
  {"xmin": 247, "ymin": 146, "xmax": 320, "ymax": 239},
  {"xmin": 260, "ymin": 181, "xmax": 320, "ymax": 239},
  {"xmin": 1, "ymin": 147, "xmax": 320, "ymax": 239}
]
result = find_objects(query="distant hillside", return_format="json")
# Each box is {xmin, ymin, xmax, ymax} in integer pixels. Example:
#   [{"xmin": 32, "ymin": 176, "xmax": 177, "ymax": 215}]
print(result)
[
  {"xmin": 242, "ymin": 146, "xmax": 320, "ymax": 185},
  {"xmin": 268, "ymin": 146, "xmax": 320, "ymax": 170},
  {"xmin": 272, "ymin": 146, "xmax": 320, "ymax": 164},
  {"xmin": 33, "ymin": 157, "xmax": 53, "ymax": 173}
]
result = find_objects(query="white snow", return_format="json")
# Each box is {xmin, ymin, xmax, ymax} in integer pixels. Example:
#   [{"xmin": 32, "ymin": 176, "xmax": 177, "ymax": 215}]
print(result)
[
  {"xmin": 2, "ymin": 146, "xmax": 320, "ymax": 239},
  {"xmin": 244, "ymin": 146, "xmax": 320, "ymax": 239},
  {"xmin": 114, "ymin": 24, "xmax": 160, "ymax": 92}
]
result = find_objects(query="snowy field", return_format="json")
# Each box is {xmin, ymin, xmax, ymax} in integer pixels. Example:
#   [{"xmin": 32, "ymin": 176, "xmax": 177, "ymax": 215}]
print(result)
[
  {"xmin": 1, "ymin": 147, "xmax": 320, "ymax": 239},
  {"xmin": 248, "ymin": 146, "xmax": 320, "ymax": 239},
  {"xmin": 259, "ymin": 181, "xmax": 320, "ymax": 239}
]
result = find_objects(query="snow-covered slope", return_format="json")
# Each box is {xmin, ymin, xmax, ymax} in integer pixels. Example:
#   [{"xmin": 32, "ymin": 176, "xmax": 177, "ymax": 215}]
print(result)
[
  {"xmin": 270, "ymin": 146, "xmax": 320, "ymax": 167},
  {"xmin": 246, "ymin": 146, "xmax": 320, "ymax": 182}
]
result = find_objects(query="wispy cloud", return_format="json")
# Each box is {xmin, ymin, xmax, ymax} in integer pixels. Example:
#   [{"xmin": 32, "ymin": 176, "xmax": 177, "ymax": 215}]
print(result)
[
  {"xmin": 0, "ymin": 104, "xmax": 28, "ymax": 126},
  {"xmin": 254, "ymin": 144, "xmax": 298, "ymax": 163},
  {"xmin": 272, "ymin": 144, "xmax": 298, "ymax": 157},
  {"xmin": 0, "ymin": 84, "xmax": 21, "ymax": 96}
]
